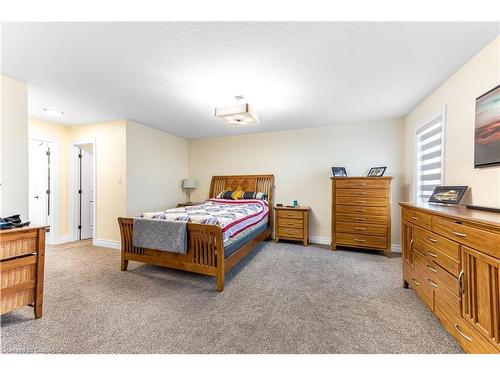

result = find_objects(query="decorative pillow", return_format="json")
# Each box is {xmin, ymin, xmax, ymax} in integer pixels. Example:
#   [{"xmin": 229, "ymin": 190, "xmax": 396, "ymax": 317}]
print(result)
[{"xmin": 216, "ymin": 190, "xmax": 268, "ymax": 201}]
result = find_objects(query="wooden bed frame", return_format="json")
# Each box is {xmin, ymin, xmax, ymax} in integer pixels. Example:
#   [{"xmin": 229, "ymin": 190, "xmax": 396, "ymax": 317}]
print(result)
[{"xmin": 118, "ymin": 174, "xmax": 274, "ymax": 292}]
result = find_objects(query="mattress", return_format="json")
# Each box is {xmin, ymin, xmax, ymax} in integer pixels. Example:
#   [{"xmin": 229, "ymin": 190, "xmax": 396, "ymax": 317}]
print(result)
[
  {"xmin": 141, "ymin": 199, "xmax": 269, "ymax": 242},
  {"xmin": 223, "ymin": 217, "xmax": 268, "ymax": 258}
]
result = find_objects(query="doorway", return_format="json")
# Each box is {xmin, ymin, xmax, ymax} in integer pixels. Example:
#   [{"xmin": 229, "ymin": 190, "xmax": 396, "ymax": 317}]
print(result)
[
  {"xmin": 29, "ymin": 140, "xmax": 51, "ymax": 237},
  {"xmin": 72, "ymin": 142, "xmax": 94, "ymax": 241}
]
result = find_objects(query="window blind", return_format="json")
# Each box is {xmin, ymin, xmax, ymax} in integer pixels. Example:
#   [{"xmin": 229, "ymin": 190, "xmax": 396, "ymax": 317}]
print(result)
[{"xmin": 416, "ymin": 115, "xmax": 444, "ymax": 202}]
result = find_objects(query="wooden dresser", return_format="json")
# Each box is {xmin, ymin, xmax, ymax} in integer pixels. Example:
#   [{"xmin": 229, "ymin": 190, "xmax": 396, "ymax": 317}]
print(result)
[
  {"xmin": 331, "ymin": 177, "xmax": 392, "ymax": 257},
  {"xmin": 1, "ymin": 226, "xmax": 47, "ymax": 318},
  {"xmin": 401, "ymin": 203, "xmax": 500, "ymax": 354},
  {"xmin": 274, "ymin": 206, "xmax": 310, "ymax": 246}
]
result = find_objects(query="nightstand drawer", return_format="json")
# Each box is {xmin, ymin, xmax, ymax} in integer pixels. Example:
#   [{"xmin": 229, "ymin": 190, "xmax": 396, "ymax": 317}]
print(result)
[
  {"xmin": 276, "ymin": 210, "xmax": 304, "ymax": 219},
  {"xmin": 336, "ymin": 196, "xmax": 387, "ymax": 207},
  {"xmin": 276, "ymin": 227, "xmax": 304, "ymax": 239},
  {"xmin": 335, "ymin": 188, "xmax": 388, "ymax": 198},
  {"xmin": 277, "ymin": 218, "xmax": 303, "ymax": 229}
]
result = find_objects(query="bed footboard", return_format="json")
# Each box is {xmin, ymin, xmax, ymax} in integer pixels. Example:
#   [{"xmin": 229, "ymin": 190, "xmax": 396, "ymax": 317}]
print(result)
[{"xmin": 117, "ymin": 218, "xmax": 225, "ymax": 291}]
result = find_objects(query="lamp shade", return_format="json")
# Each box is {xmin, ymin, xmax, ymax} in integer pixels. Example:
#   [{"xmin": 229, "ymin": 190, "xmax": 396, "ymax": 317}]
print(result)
[{"xmin": 182, "ymin": 178, "xmax": 197, "ymax": 189}]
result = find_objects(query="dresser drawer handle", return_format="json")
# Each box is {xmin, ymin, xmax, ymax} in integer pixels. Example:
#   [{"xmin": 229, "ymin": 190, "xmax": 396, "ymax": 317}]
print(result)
[
  {"xmin": 427, "ymin": 251, "xmax": 438, "ymax": 258},
  {"xmin": 410, "ymin": 216, "xmax": 419, "ymax": 220},
  {"xmin": 411, "ymin": 278, "xmax": 420, "ymax": 287},
  {"xmin": 356, "ymin": 201, "xmax": 367, "ymax": 203},
  {"xmin": 427, "ymin": 237, "xmax": 438, "ymax": 243},
  {"xmin": 454, "ymin": 324, "xmax": 472, "ymax": 342},
  {"xmin": 451, "ymin": 231, "xmax": 467, "ymax": 238},
  {"xmin": 356, "ymin": 192, "xmax": 367, "ymax": 195},
  {"xmin": 427, "ymin": 278, "xmax": 438, "ymax": 288},
  {"xmin": 354, "ymin": 239, "xmax": 366, "ymax": 242},
  {"xmin": 458, "ymin": 270, "xmax": 465, "ymax": 294},
  {"xmin": 354, "ymin": 227, "xmax": 366, "ymax": 231},
  {"xmin": 354, "ymin": 209, "xmax": 366, "ymax": 212},
  {"xmin": 427, "ymin": 265, "xmax": 437, "ymax": 273},
  {"xmin": 354, "ymin": 217, "xmax": 366, "ymax": 221}
]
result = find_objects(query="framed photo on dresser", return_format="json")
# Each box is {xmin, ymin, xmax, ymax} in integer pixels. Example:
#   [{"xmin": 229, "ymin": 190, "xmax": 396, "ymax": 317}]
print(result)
[
  {"xmin": 367, "ymin": 166, "xmax": 386, "ymax": 177},
  {"xmin": 331, "ymin": 167, "xmax": 347, "ymax": 177}
]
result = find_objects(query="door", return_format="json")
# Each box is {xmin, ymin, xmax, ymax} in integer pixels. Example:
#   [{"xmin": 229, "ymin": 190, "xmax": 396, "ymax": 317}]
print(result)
[
  {"xmin": 29, "ymin": 140, "xmax": 50, "ymax": 233},
  {"xmin": 78, "ymin": 146, "xmax": 94, "ymax": 240},
  {"xmin": 461, "ymin": 245, "xmax": 500, "ymax": 351}
]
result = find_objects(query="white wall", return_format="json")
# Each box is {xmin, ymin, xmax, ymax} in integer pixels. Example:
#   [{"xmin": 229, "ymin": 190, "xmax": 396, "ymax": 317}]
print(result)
[
  {"xmin": 404, "ymin": 37, "xmax": 500, "ymax": 207},
  {"xmin": 1, "ymin": 75, "xmax": 29, "ymax": 219},
  {"xmin": 126, "ymin": 120, "xmax": 189, "ymax": 216},
  {"xmin": 189, "ymin": 118, "xmax": 405, "ymax": 245}
]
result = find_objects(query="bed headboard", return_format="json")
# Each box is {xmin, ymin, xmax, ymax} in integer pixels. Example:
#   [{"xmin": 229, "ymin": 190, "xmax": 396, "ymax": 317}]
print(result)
[{"xmin": 209, "ymin": 174, "xmax": 275, "ymax": 228}]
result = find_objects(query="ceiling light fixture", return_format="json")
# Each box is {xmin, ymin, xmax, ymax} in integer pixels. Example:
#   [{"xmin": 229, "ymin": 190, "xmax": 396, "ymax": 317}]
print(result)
[
  {"xmin": 215, "ymin": 103, "xmax": 259, "ymax": 127},
  {"xmin": 43, "ymin": 108, "xmax": 64, "ymax": 117}
]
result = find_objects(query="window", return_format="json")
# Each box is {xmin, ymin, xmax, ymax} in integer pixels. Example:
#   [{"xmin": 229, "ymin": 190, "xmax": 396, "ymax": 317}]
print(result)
[{"xmin": 415, "ymin": 112, "xmax": 445, "ymax": 203}]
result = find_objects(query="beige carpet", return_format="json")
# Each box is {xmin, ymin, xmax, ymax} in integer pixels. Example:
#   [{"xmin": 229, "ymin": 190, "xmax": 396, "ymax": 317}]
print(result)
[{"xmin": 1, "ymin": 240, "xmax": 462, "ymax": 353}]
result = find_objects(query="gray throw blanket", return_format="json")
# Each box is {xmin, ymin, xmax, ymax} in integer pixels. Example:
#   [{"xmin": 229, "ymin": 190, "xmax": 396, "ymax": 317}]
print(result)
[{"xmin": 133, "ymin": 218, "xmax": 188, "ymax": 254}]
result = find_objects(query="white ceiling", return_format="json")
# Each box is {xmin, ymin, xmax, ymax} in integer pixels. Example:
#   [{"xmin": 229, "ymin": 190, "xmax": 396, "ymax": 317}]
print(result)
[{"xmin": 2, "ymin": 22, "xmax": 498, "ymax": 139}]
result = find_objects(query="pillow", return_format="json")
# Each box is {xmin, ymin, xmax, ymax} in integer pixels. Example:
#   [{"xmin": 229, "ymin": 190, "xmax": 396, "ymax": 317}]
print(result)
[{"xmin": 216, "ymin": 190, "xmax": 268, "ymax": 201}]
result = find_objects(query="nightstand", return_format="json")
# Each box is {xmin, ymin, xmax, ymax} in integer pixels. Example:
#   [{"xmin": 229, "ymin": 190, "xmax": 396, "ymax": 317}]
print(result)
[
  {"xmin": 177, "ymin": 202, "xmax": 201, "ymax": 207},
  {"xmin": 274, "ymin": 206, "xmax": 310, "ymax": 246}
]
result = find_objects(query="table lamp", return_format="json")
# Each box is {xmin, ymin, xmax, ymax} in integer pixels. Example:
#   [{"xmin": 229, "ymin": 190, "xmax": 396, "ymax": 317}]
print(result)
[{"xmin": 182, "ymin": 178, "xmax": 197, "ymax": 203}]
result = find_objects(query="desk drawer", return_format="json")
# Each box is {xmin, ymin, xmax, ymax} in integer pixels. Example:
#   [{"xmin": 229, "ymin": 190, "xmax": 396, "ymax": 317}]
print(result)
[
  {"xmin": 432, "ymin": 218, "xmax": 500, "ymax": 258},
  {"xmin": 336, "ymin": 222, "xmax": 387, "ymax": 236},
  {"xmin": 336, "ymin": 197, "xmax": 387, "ymax": 207},
  {"xmin": 335, "ymin": 188, "xmax": 388, "ymax": 198}
]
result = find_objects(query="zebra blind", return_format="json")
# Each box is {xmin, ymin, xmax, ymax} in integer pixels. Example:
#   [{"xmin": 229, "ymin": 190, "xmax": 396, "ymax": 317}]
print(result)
[{"xmin": 416, "ymin": 114, "xmax": 444, "ymax": 202}]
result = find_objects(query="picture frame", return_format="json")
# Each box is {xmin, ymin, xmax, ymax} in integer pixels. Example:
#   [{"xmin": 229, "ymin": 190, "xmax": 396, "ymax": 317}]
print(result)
[
  {"xmin": 474, "ymin": 84, "xmax": 500, "ymax": 168},
  {"xmin": 367, "ymin": 166, "xmax": 386, "ymax": 177},
  {"xmin": 331, "ymin": 167, "xmax": 347, "ymax": 177},
  {"xmin": 428, "ymin": 185, "xmax": 468, "ymax": 205}
]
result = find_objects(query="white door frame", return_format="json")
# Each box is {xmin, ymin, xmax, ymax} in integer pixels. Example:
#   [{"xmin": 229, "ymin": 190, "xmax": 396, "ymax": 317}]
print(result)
[
  {"xmin": 69, "ymin": 138, "xmax": 97, "ymax": 242},
  {"xmin": 28, "ymin": 137, "xmax": 60, "ymax": 245}
]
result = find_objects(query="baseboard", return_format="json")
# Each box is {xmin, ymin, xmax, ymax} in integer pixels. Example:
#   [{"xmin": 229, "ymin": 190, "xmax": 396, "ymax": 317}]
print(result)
[
  {"xmin": 308, "ymin": 236, "xmax": 402, "ymax": 253},
  {"xmin": 52, "ymin": 234, "xmax": 73, "ymax": 245},
  {"xmin": 93, "ymin": 238, "xmax": 121, "ymax": 249},
  {"xmin": 308, "ymin": 236, "xmax": 331, "ymax": 245}
]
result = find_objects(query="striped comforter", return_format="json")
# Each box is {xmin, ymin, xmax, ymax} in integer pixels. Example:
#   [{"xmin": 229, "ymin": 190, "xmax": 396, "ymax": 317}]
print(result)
[{"xmin": 141, "ymin": 199, "xmax": 269, "ymax": 241}]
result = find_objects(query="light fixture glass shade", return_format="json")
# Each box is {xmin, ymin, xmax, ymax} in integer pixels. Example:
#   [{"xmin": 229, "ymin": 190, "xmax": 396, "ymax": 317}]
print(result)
[
  {"xmin": 43, "ymin": 108, "xmax": 64, "ymax": 116},
  {"xmin": 215, "ymin": 103, "xmax": 259, "ymax": 127},
  {"xmin": 182, "ymin": 178, "xmax": 197, "ymax": 189}
]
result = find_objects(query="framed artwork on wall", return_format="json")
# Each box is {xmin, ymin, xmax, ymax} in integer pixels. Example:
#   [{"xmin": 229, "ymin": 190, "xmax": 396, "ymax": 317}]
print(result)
[{"xmin": 474, "ymin": 84, "xmax": 500, "ymax": 168}]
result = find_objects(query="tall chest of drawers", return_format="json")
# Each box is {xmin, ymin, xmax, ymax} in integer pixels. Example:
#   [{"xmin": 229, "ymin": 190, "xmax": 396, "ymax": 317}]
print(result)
[
  {"xmin": 0, "ymin": 226, "xmax": 47, "ymax": 318},
  {"xmin": 401, "ymin": 203, "xmax": 500, "ymax": 354},
  {"xmin": 331, "ymin": 177, "xmax": 393, "ymax": 257}
]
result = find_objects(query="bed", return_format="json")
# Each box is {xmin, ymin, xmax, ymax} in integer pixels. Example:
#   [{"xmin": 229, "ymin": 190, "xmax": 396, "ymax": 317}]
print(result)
[{"xmin": 118, "ymin": 174, "xmax": 274, "ymax": 292}]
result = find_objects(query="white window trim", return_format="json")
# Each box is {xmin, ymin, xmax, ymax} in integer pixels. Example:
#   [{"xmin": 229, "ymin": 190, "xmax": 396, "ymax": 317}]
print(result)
[{"xmin": 413, "ymin": 105, "xmax": 447, "ymax": 203}]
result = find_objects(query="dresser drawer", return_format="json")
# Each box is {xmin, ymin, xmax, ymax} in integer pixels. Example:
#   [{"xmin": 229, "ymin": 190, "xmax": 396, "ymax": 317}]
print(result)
[
  {"xmin": 276, "ymin": 210, "xmax": 304, "ymax": 220},
  {"xmin": 335, "ymin": 222, "xmax": 387, "ymax": 236},
  {"xmin": 432, "ymin": 217, "xmax": 500, "ymax": 258},
  {"xmin": 451, "ymin": 318, "xmax": 499, "ymax": 354},
  {"xmin": 402, "ymin": 209, "xmax": 432, "ymax": 230},
  {"xmin": 336, "ymin": 197, "xmax": 387, "ymax": 207},
  {"xmin": 410, "ymin": 272, "xmax": 434, "ymax": 311},
  {"xmin": 335, "ymin": 205, "xmax": 387, "ymax": 216},
  {"xmin": 414, "ymin": 237, "xmax": 460, "ymax": 277},
  {"xmin": 335, "ymin": 233, "xmax": 387, "ymax": 249},
  {"xmin": 277, "ymin": 218, "xmax": 303, "ymax": 229},
  {"xmin": 0, "ymin": 231, "xmax": 38, "ymax": 261},
  {"xmin": 335, "ymin": 188, "xmax": 388, "ymax": 198},
  {"xmin": 0, "ymin": 254, "xmax": 37, "ymax": 289},
  {"xmin": 434, "ymin": 280, "xmax": 461, "ymax": 331},
  {"xmin": 413, "ymin": 225, "xmax": 459, "ymax": 261},
  {"xmin": 335, "ymin": 179, "xmax": 388, "ymax": 189},
  {"xmin": 335, "ymin": 213, "xmax": 387, "ymax": 224}
]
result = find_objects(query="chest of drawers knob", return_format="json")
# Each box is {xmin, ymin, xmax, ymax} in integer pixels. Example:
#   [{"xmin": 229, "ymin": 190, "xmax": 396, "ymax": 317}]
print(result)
[
  {"xmin": 427, "ymin": 265, "xmax": 437, "ymax": 273},
  {"xmin": 454, "ymin": 324, "xmax": 473, "ymax": 342},
  {"xmin": 427, "ymin": 278, "xmax": 438, "ymax": 288},
  {"xmin": 354, "ymin": 227, "xmax": 366, "ymax": 231},
  {"xmin": 427, "ymin": 236, "xmax": 438, "ymax": 243},
  {"xmin": 427, "ymin": 251, "xmax": 438, "ymax": 258},
  {"xmin": 354, "ymin": 238, "xmax": 366, "ymax": 242},
  {"xmin": 411, "ymin": 216, "xmax": 419, "ymax": 220},
  {"xmin": 451, "ymin": 231, "xmax": 467, "ymax": 238}
]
